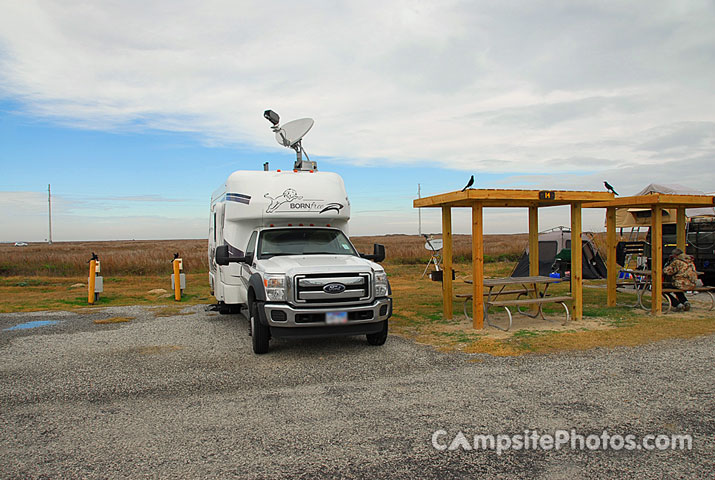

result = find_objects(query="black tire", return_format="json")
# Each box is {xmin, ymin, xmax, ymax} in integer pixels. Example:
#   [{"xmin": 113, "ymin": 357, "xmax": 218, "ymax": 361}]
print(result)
[
  {"xmin": 218, "ymin": 302, "xmax": 241, "ymax": 314},
  {"xmin": 366, "ymin": 320, "xmax": 388, "ymax": 346},
  {"xmin": 250, "ymin": 300, "xmax": 270, "ymax": 354}
]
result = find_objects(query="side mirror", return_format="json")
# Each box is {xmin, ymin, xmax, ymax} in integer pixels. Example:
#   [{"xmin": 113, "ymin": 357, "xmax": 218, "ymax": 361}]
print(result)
[
  {"xmin": 215, "ymin": 245, "xmax": 230, "ymax": 265},
  {"xmin": 360, "ymin": 243, "xmax": 386, "ymax": 263},
  {"xmin": 215, "ymin": 245, "xmax": 247, "ymax": 265}
]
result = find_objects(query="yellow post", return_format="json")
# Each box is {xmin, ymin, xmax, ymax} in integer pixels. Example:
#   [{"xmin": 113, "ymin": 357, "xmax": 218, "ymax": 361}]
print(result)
[
  {"xmin": 570, "ymin": 203, "xmax": 583, "ymax": 320},
  {"xmin": 676, "ymin": 207, "xmax": 686, "ymax": 252},
  {"xmin": 606, "ymin": 207, "xmax": 617, "ymax": 307},
  {"xmin": 652, "ymin": 206, "xmax": 663, "ymax": 314},
  {"xmin": 528, "ymin": 205, "xmax": 539, "ymax": 313},
  {"xmin": 173, "ymin": 259, "xmax": 182, "ymax": 301},
  {"xmin": 88, "ymin": 259, "xmax": 96, "ymax": 305},
  {"xmin": 472, "ymin": 204, "xmax": 484, "ymax": 329},
  {"xmin": 441, "ymin": 206, "xmax": 453, "ymax": 320},
  {"xmin": 528, "ymin": 205, "xmax": 539, "ymax": 278}
]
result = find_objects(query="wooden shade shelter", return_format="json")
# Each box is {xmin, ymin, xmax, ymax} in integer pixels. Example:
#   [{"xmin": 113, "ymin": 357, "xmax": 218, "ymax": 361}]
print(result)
[
  {"xmin": 414, "ymin": 189, "xmax": 614, "ymax": 328},
  {"xmin": 584, "ymin": 193, "xmax": 715, "ymax": 314}
]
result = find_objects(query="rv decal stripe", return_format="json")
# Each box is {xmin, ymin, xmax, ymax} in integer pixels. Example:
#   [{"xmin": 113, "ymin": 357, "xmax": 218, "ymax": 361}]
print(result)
[{"xmin": 226, "ymin": 193, "xmax": 251, "ymax": 205}]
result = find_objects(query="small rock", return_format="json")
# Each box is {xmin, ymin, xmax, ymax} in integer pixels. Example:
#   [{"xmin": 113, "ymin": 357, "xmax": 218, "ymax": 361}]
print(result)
[{"xmin": 148, "ymin": 288, "xmax": 168, "ymax": 295}]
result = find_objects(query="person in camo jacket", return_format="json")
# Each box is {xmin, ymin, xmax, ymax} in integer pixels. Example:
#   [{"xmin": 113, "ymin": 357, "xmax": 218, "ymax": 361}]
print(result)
[{"xmin": 663, "ymin": 248, "xmax": 698, "ymax": 311}]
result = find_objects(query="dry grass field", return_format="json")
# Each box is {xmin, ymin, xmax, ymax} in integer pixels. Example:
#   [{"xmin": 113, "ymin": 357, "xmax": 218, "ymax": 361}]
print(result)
[
  {"xmin": 0, "ymin": 239, "xmax": 209, "ymax": 277},
  {"xmin": 0, "ymin": 234, "xmax": 529, "ymax": 277},
  {"xmin": 352, "ymin": 233, "xmax": 528, "ymax": 264}
]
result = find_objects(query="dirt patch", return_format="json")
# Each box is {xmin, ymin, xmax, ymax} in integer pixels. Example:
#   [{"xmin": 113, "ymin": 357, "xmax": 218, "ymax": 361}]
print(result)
[{"xmin": 94, "ymin": 316, "xmax": 134, "ymax": 325}]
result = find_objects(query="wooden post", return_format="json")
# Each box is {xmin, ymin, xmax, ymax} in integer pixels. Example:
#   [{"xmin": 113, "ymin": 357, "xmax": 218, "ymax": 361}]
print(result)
[
  {"xmin": 472, "ymin": 204, "xmax": 484, "ymax": 329},
  {"xmin": 676, "ymin": 207, "xmax": 686, "ymax": 252},
  {"xmin": 570, "ymin": 203, "xmax": 583, "ymax": 320},
  {"xmin": 528, "ymin": 205, "xmax": 539, "ymax": 313},
  {"xmin": 652, "ymin": 206, "xmax": 663, "ymax": 314},
  {"xmin": 442, "ymin": 206, "xmax": 453, "ymax": 320},
  {"xmin": 606, "ymin": 207, "xmax": 617, "ymax": 307},
  {"xmin": 528, "ymin": 206, "xmax": 539, "ymax": 277}
]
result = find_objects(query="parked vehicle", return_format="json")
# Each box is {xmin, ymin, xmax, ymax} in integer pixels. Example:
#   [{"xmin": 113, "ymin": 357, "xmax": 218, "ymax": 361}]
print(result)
[
  {"xmin": 14, "ymin": 242, "xmax": 28, "ymax": 247},
  {"xmin": 208, "ymin": 111, "xmax": 391, "ymax": 353},
  {"xmin": 655, "ymin": 218, "xmax": 715, "ymax": 286}
]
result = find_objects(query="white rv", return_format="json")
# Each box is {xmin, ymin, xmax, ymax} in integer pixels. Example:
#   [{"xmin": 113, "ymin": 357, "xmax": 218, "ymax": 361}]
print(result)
[{"xmin": 208, "ymin": 111, "xmax": 391, "ymax": 353}]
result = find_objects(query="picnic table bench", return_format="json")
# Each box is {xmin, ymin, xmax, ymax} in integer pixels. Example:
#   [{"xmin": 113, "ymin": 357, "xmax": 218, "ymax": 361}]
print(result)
[
  {"xmin": 661, "ymin": 286, "xmax": 715, "ymax": 312},
  {"xmin": 617, "ymin": 268, "xmax": 715, "ymax": 312},
  {"xmin": 459, "ymin": 276, "xmax": 572, "ymax": 331}
]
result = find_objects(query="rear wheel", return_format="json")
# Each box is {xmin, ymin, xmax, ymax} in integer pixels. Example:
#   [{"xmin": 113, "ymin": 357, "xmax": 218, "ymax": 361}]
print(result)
[
  {"xmin": 366, "ymin": 320, "xmax": 388, "ymax": 346},
  {"xmin": 250, "ymin": 300, "xmax": 270, "ymax": 354}
]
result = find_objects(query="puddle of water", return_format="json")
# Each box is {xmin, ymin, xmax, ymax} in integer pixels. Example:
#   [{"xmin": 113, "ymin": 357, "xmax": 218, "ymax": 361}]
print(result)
[{"xmin": 4, "ymin": 320, "xmax": 60, "ymax": 331}]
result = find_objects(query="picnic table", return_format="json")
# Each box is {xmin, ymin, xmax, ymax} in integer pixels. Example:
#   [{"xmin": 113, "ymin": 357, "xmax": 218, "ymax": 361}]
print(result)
[
  {"xmin": 617, "ymin": 268, "xmax": 653, "ymax": 310},
  {"xmin": 458, "ymin": 276, "xmax": 572, "ymax": 331},
  {"xmin": 617, "ymin": 269, "xmax": 715, "ymax": 312}
]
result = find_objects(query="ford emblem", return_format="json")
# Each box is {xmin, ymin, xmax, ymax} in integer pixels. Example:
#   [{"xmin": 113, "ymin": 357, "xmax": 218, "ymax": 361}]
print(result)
[{"xmin": 323, "ymin": 283, "xmax": 346, "ymax": 294}]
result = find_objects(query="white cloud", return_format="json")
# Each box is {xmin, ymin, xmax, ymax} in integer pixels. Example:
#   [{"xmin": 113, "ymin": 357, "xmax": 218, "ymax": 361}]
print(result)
[
  {"xmin": 2, "ymin": 1, "xmax": 714, "ymax": 239},
  {"xmin": 1, "ymin": 0, "xmax": 714, "ymax": 175}
]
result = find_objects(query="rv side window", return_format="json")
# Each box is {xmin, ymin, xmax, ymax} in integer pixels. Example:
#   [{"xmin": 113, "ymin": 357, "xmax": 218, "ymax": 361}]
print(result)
[
  {"xmin": 213, "ymin": 213, "xmax": 217, "ymax": 242},
  {"xmin": 246, "ymin": 232, "xmax": 257, "ymax": 257}
]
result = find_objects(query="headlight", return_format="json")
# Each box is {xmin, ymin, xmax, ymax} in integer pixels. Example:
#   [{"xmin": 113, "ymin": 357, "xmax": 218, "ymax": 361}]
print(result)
[
  {"xmin": 264, "ymin": 275, "xmax": 286, "ymax": 301},
  {"xmin": 374, "ymin": 270, "xmax": 388, "ymax": 297}
]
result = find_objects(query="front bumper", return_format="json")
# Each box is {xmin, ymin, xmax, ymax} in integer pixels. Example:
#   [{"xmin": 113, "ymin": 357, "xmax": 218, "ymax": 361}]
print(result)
[{"xmin": 261, "ymin": 297, "xmax": 392, "ymax": 328}]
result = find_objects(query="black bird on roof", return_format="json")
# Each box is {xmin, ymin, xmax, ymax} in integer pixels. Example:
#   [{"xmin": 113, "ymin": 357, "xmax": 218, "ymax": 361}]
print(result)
[
  {"xmin": 604, "ymin": 181, "xmax": 619, "ymax": 196},
  {"xmin": 461, "ymin": 175, "xmax": 474, "ymax": 192}
]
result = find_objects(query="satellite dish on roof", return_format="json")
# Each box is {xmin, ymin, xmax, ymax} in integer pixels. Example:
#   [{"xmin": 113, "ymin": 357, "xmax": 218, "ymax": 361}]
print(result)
[
  {"xmin": 425, "ymin": 239, "xmax": 443, "ymax": 251},
  {"xmin": 275, "ymin": 118, "xmax": 314, "ymax": 147}
]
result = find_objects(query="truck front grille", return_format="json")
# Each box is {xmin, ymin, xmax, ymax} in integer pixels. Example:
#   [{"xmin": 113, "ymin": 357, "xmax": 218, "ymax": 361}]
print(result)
[
  {"xmin": 295, "ymin": 310, "xmax": 374, "ymax": 323},
  {"xmin": 294, "ymin": 273, "xmax": 371, "ymax": 305}
]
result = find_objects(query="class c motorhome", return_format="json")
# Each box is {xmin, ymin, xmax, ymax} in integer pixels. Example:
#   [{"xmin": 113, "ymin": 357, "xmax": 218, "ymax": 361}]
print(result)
[{"xmin": 209, "ymin": 111, "xmax": 392, "ymax": 353}]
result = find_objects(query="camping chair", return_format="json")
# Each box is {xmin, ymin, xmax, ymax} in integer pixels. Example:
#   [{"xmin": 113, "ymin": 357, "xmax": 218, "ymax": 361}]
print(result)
[
  {"xmin": 552, "ymin": 248, "xmax": 571, "ymax": 279},
  {"xmin": 421, "ymin": 236, "xmax": 443, "ymax": 279}
]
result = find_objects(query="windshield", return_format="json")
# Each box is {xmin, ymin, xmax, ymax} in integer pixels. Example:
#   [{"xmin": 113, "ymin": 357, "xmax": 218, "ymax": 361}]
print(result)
[{"xmin": 258, "ymin": 228, "xmax": 358, "ymax": 259}]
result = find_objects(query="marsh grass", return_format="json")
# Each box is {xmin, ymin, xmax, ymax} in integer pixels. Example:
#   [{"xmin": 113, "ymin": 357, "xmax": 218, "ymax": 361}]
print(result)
[
  {"xmin": 0, "ymin": 240, "xmax": 209, "ymax": 276},
  {"xmin": 1, "ymin": 234, "xmax": 527, "ymax": 277}
]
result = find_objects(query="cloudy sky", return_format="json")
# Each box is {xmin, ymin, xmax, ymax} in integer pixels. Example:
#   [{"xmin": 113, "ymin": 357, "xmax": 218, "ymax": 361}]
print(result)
[{"xmin": 1, "ymin": 0, "xmax": 714, "ymax": 241}]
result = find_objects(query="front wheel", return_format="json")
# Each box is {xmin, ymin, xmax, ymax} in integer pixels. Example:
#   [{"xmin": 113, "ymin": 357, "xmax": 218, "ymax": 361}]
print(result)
[
  {"xmin": 250, "ymin": 301, "xmax": 270, "ymax": 354},
  {"xmin": 366, "ymin": 320, "xmax": 388, "ymax": 346}
]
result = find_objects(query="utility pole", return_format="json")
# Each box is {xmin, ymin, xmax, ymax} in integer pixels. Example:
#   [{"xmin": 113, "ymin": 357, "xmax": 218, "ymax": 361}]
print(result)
[
  {"xmin": 48, "ymin": 184, "xmax": 53, "ymax": 245},
  {"xmin": 417, "ymin": 183, "xmax": 422, "ymax": 236}
]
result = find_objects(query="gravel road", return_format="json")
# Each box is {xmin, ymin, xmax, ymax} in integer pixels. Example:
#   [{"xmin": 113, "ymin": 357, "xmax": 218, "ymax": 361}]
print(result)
[{"xmin": 1, "ymin": 306, "xmax": 713, "ymax": 479}]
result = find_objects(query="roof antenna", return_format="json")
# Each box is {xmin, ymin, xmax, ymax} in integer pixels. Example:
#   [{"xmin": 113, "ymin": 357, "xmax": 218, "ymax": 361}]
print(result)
[{"xmin": 263, "ymin": 109, "xmax": 317, "ymax": 171}]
